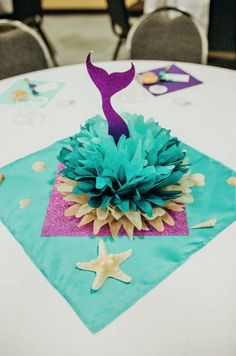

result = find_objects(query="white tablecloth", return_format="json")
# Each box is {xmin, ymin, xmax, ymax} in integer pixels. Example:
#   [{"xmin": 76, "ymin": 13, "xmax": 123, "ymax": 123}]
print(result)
[
  {"xmin": 144, "ymin": 0, "xmax": 210, "ymax": 33},
  {"xmin": 0, "ymin": 0, "xmax": 12, "ymax": 14},
  {"xmin": 0, "ymin": 61, "xmax": 236, "ymax": 356}
]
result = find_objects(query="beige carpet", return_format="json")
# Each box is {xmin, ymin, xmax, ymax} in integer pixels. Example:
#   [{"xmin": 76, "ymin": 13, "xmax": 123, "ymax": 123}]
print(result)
[{"xmin": 43, "ymin": 14, "xmax": 131, "ymax": 65}]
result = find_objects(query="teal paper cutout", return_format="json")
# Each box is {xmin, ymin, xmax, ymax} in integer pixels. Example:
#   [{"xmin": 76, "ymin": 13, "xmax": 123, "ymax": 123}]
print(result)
[
  {"xmin": 0, "ymin": 79, "xmax": 64, "ymax": 108},
  {"xmin": 0, "ymin": 123, "xmax": 235, "ymax": 333},
  {"xmin": 58, "ymin": 115, "xmax": 188, "ymax": 216}
]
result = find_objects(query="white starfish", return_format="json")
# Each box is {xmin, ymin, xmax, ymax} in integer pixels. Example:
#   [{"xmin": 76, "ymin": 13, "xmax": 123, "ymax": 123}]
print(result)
[{"xmin": 76, "ymin": 240, "xmax": 132, "ymax": 291}]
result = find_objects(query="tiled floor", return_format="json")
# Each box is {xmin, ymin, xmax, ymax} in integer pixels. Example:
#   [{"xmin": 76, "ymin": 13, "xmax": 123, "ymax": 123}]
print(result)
[{"xmin": 43, "ymin": 14, "xmax": 131, "ymax": 65}]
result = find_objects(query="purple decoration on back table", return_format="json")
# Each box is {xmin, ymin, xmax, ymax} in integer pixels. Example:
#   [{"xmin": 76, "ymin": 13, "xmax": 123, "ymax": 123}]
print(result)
[{"xmin": 86, "ymin": 53, "xmax": 135, "ymax": 143}]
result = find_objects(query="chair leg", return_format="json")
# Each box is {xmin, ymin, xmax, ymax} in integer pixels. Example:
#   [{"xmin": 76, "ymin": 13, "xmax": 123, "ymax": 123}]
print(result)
[
  {"xmin": 113, "ymin": 38, "xmax": 123, "ymax": 61},
  {"xmin": 33, "ymin": 20, "xmax": 59, "ymax": 67}
]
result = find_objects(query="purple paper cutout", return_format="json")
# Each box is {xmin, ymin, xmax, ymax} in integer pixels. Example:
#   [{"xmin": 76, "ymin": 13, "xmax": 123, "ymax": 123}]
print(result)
[
  {"xmin": 86, "ymin": 53, "xmax": 135, "ymax": 143},
  {"xmin": 41, "ymin": 165, "xmax": 189, "ymax": 237},
  {"xmin": 139, "ymin": 64, "xmax": 202, "ymax": 96}
]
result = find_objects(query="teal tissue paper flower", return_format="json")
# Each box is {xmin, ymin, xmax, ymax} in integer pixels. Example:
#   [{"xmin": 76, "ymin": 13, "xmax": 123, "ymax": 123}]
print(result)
[{"xmin": 58, "ymin": 114, "xmax": 189, "ymax": 217}]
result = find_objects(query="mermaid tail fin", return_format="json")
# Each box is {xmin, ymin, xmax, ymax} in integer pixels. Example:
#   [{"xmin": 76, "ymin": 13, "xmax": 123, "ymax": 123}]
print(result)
[
  {"xmin": 86, "ymin": 53, "xmax": 135, "ymax": 142},
  {"xmin": 86, "ymin": 52, "xmax": 135, "ymax": 96}
]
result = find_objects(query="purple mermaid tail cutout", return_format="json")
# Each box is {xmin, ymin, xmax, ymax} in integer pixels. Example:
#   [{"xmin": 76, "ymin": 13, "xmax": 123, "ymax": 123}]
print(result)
[{"xmin": 86, "ymin": 53, "xmax": 135, "ymax": 142}]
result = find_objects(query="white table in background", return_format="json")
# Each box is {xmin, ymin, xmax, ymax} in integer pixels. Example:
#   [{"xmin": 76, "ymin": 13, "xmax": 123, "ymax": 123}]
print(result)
[
  {"xmin": 0, "ymin": 61, "xmax": 236, "ymax": 356},
  {"xmin": 144, "ymin": 0, "xmax": 210, "ymax": 33}
]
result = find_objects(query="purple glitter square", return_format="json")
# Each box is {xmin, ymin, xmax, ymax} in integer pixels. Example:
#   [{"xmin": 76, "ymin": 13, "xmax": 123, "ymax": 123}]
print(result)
[{"xmin": 41, "ymin": 165, "xmax": 189, "ymax": 237}]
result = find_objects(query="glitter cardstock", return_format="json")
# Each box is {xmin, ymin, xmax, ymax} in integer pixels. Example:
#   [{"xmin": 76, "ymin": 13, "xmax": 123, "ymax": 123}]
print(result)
[{"xmin": 41, "ymin": 165, "xmax": 189, "ymax": 237}]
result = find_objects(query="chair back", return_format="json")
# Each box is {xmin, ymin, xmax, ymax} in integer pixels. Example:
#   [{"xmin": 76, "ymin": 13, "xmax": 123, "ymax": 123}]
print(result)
[
  {"xmin": 129, "ymin": 7, "xmax": 208, "ymax": 64},
  {"xmin": 106, "ymin": 0, "xmax": 130, "ymax": 38},
  {"xmin": 0, "ymin": 19, "xmax": 50, "ymax": 80}
]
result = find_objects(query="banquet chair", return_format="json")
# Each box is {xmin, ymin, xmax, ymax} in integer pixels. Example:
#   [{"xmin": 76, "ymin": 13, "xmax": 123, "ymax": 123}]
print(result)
[
  {"xmin": 106, "ymin": 0, "xmax": 131, "ymax": 60},
  {"xmin": 0, "ymin": 0, "xmax": 58, "ymax": 66},
  {"xmin": 0, "ymin": 19, "xmax": 51, "ymax": 80},
  {"xmin": 128, "ymin": 6, "xmax": 208, "ymax": 64}
]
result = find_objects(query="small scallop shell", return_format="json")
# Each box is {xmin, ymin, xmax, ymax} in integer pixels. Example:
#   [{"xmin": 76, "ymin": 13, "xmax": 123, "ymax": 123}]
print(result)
[
  {"xmin": 227, "ymin": 177, "xmax": 236, "ymax": 186},
  {"xmin": 0, "ymin": 173, "xmax": 5, "ymax": 184},
  {"xmin": 140, "ymin": 72, "xmax": 158, "ymax": 85},
  {"xmin": 190, "ymin": 173, "xmax": 205, "ymax": 187},
  {"xmin": 32, "ymin": 161, "xmax": 46, "ymax": 172},
  {"xmin": 19, "ymin": 199, "xmax": 32, "ymax": 209},
  {"xmin": 191, "ymin": 218, "xmax": 217, "ymax": 229},
  {"xmin": 11, "ymin": 89, "xmax": 28, "ymax": 102}
]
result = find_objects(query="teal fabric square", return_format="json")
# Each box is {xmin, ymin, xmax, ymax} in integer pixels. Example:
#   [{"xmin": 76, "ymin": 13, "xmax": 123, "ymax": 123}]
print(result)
[
  {"xmin": 0, "ymin": 139, "xmax": 235, "ymax": 333},
  {"xmin": 0, "ymin": 79, "xmax": 64, "ymax": 108}
]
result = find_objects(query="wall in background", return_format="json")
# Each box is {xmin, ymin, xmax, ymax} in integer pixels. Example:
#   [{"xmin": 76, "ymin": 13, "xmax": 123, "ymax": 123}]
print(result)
[
  {"xmin": 208, "ymin": 0, "xmax": 236, "ymax": 53},
  {"xmin": 208, "ymin": 0, "xmax": 236, "ymax": 69},
  {"xmin": 43, "ymin": 0, "xmax": 137, "ymax": 10}
]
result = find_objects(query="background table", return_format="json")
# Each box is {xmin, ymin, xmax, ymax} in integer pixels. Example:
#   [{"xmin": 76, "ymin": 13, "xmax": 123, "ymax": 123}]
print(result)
[
  {"xmin": 144, "ymin": 0, "xmax": 210, "ymax": 33},
  {"xmin": 0, "ymin": 61, "xmax": 236, "ymax": 356}
]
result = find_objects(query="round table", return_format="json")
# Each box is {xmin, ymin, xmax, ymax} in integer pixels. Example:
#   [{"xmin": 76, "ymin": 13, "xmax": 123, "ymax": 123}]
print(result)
[{"xmin": 0, "ymin": 61, "xmax": 236, "ymax": 356}]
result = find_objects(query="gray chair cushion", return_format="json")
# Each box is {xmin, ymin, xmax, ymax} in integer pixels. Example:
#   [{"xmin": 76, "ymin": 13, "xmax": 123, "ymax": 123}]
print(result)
[
  {"xmin": 0, "ymin": 27, "xmax": 48, "ymax": 79},
  {"xmin": 131, "ymin": 10, "xmax": 203, "ymax": 63}
]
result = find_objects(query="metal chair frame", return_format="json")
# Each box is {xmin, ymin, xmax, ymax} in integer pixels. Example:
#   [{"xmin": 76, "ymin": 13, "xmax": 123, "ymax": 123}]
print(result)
[
  {"xmin": 0, "ymin": 19, "xmax": 53, "ymax": 69},
  {"xmin": 127, "ymin": 6, "xmax": 208, "ymax": 64},
  {"xmin": 0, "ymin": 0, "xmax": 58, "ymax": 66},
  {"xmin": 106, "ymin": 0, "xmax": 131, "ymax": 60}
]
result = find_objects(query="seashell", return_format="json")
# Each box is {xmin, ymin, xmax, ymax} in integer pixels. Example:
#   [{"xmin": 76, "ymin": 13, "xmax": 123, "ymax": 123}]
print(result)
[
  {"xmin": 32, "ymin": 161, "xmax": 46, "ymax": 172},
  {"xmin": 191, "ymin": 218, "xmax": 217, "ymax": 229},
  {"xmin": 180, "ymin": 173, "xmax": 205, "ymax": 189},
  {"xmin": 227, "ymin": 177, "xmax": 236, "ymax": 186},
  {"xmin": 140, "ymin": 71, "xmax": 158, "ymax": 85},
  {"xmin": 19, "ymin": 198, "xmax": 32, "ymax": 209},
  {"xmin": 11, "ymin": 89, "xmax": 28, "ymax": 101},
  {"xmin": 0, "ymin": 173, "xmax": 5, "ymax": 184},
  {"xmin": 76, "ymin": 240, "xmax": 132, "ymax": 290},
  {"xmin": 190, "ymin": 173, "xmax": 205, "ymax": 187}
]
